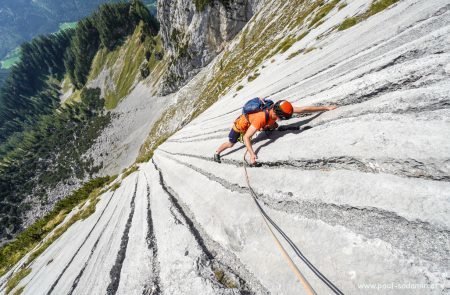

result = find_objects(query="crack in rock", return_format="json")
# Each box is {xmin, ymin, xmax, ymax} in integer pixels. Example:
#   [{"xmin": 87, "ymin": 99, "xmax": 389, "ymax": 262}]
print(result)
[
  {"xmin": 152, "ymin": 159, "xmax": 269, "ymax": 294},
  {"xmin": 169, "ymin": 205, "xmax": 184, "ymax": 225},
  {"xmin": 309, "ymin": 97, "xmax": 450, "ymax": 131},
  {"xmin": 158, "ymin": 153, "xmax": 449, "ymax": 269},
  {"xmin": 142, "ymin": 172, "xmax": 162, "ymax": 295},
  {"xmin": 336, "ymin": 74, "xmax": 437, "ymax": 107},
  {"xmin": 106, "ymin": 177, "xmax": 139, "ymax": 295},
  {"xmin": 160, "ymin": 150, "xmax": 450, "ymax": 182},
  {"xmin": 68, "ymin": 193, "xmax": 122, "ymax": 295},
  {"xmin": 46, "ymin": 190, "xmax": 118, "ymax": 295}
]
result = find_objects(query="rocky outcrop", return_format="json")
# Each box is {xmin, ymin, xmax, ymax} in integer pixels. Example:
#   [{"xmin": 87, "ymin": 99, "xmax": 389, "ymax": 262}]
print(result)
[{"xmin": 157, "ymin": 0, "xmax": 262, "ymax": 94}]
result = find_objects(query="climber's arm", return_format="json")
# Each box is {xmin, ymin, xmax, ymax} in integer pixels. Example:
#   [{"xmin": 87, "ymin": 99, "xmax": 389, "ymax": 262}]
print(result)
[
  {"xmin": 243, "ymin": 126, "xmax": 258, "ymax": 164},
  {"xmin": 293, "ymin": 105, "xmax": 337, "ymax": 114}
]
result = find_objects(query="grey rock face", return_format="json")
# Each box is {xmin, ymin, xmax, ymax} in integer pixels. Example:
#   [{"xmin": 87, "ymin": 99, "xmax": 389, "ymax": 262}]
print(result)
[{"xmin": 157, "ymin": 0, "xmax": 262, "ymax": 94}]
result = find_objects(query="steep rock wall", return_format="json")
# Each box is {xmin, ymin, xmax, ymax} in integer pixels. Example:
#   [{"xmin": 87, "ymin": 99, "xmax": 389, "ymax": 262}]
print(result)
[{"xmin": 157, "ymin": 0, "xmax": 262, "ymax": 94}]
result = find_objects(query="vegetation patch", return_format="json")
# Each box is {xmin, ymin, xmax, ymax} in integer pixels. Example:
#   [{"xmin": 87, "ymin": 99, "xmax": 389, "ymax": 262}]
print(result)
[
  {"xmin": 88, "ymin": 48, "xmax": 110, "ymax": 81},
  {"xmin": 92, "ymin": 23, "xmax": 161, "ymax": 109},
  {"xmin": 65, "ymin": 1, "xmax": 158, "ymax": 89},
  {"xmin": 110, "ymin": 182, "xmax": 122, "ymax": 192},
  {"xmin": 338, "ymin": 0, "xmax": 399, "ymax": 31},
  {"xmin": 104, "ymin": 27, "xmax": 144, "ymax": 109},
  {"xmin": 305, "ymin": 46, "xmax": 317, "ymax": 54},
  {"xmin": 0, "ymin": 176, "xmax": 113, "ymax": 278},
  {"xmin": 212, "ymin": 266, "xmax": 238, "ymax": 289},
  {"xmin": 0, "ymin": 88, "xmax": 111, "ymax": 240},
  {"xmin": 289, "ymin": 0, "xmax": 326, "ymax": 30},
  {"xmin": 287, "ymin": 48, "xmax": 305, "ymax": 60},
  {"xmin": 296, "ymin": 31, "xmax": 310, "ymax": 43},
  {"xmin": 247, "ymin": 72, "xmax": 260, "ymax": 82},
  {"xmin": 141, "ymin": 35, "xmax": 163, "ymax": 79},
  {"xmin": 194, "ymin": 0, "xmax": 210, "ymax": 11},
  {"xmin": 0, "ymin": 30, "xmax": 73, "ymax": 142},
  {"xmin": 276, "ymin": 36, "xmax": 297, "ymax": 54},
  {"xmin": 61, "ymin": 75, "xmax": 72, "ymax": 94},
  {"xmin": 5, "ymin": 267, "xmax": 31, "ymax": 294},
  {"xmin": 338, "ymin": 2, "xmax": 347, "ymax": 10},
  {"xmin": 122, "ymin": 165, "xmax": 139, "ymax": 179},
  {"xmin": 137, "ymin": 129, "xmax": 175, "ymax": 163},
  {"xmin": 12, "ymin": 286, "xmax": 25, "ymax": 295},
  {"xmin": 0, "ymin": 47, "xmax": 21, "ymax": 69},
  {"xmin": 193, "ymin": 0, "xmax": 231, "ymax": 11},
  {"xmin": 309, "ymin": 0, "xmax": 340, "ymax": 28},
  {"xmin": 338, "ymin": 17, "xmax": 358, "ymax": 30},
  {"xmin": 65, "ymin": 88, "xmax": 82, "ymax": 104},
  {"xmin": 367, "ymin": 0, "xmax": 399, "ymax": 15}
]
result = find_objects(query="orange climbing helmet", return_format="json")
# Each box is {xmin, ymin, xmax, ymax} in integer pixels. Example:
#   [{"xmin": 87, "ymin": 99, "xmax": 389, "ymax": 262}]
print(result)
[{"xmin": 274, "ymin": 100, "xmax": 293, "ymax": 120}]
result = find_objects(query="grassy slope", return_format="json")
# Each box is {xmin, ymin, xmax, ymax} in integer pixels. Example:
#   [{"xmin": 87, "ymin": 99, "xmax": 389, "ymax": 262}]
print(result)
[
  {"xmin": 87, "ymin": 22, "xmax": 161, "ymax": 109},
  {"xmin": 61, "ymin": 22, "xmax": 160, "ymax": 109},
  {"xmin": 0, "ymin": 48, "xmax": 21, "ymax": 70},
  {"xmin": 338, "ymin": 0, "xmax": 400, "ymax": 30}
]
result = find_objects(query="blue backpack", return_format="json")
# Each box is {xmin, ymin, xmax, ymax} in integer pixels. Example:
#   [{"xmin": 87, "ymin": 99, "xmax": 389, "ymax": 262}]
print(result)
[
  {"xmin": 242, "ymin": 97, "xmax": 274, "ymax": 114},
  {"xmin": 239, "ymin": 97, "xmax": 274, "ymax": 129}
]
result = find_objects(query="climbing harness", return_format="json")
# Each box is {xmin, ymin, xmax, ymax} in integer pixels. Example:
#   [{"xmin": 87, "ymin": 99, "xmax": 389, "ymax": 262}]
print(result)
[{"xmin": 243, "ymin": 151, "xmax": 344, "ymax": 295}]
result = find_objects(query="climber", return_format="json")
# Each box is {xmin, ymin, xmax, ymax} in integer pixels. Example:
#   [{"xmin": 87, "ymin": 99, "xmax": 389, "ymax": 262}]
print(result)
[{"xmin": 213, "ymin": 99, "xmax": 337, "ymax": 165}]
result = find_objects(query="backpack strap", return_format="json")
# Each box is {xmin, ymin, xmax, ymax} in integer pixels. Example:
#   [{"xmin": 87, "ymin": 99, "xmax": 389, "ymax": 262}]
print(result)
[
  {"xmin": 244, "ymin": 113, "xmax": 251, "ymax": 126},
  {"xmin": 264, "ymin": 109, "xmax": 269, "ymax": 126}
]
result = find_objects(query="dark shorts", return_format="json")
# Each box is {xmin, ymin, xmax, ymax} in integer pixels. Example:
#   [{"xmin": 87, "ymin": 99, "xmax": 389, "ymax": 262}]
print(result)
[{"xmin": 228, "ymin": 128, "xmax": 241, "ymax": 144}]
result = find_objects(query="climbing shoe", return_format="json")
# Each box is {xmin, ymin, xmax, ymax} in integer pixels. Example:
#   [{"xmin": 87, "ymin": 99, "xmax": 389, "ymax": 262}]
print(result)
[{"xmin": 214, "ymin": 153, "xmax": 221, "ymax": 163}]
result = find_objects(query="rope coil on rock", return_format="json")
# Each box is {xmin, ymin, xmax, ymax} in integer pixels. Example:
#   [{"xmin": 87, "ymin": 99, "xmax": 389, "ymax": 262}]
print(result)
[{"xmin": 243, "ymin": 151, "xmax": 343, "ymax": 295}]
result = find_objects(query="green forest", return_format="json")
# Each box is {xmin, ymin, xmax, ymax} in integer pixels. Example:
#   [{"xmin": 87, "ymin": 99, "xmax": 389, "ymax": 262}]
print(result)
[
  {"xmin": 0, "ymin": 69, "xmax": 9, "ymax": 88},
  {"xmin": 0, "ymin": 1, "xmax": 159, "ymax": 241},
  {"xmin": 0, "ymin": 0, "xmax": 157, "ymax": 59}
]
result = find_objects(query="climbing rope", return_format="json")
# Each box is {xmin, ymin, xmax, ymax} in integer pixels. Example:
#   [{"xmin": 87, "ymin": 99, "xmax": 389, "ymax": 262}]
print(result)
[{"xmin": 243, "ymin": 151, "xmax": 344, "ymax": 295}]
